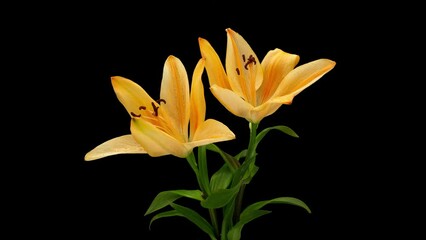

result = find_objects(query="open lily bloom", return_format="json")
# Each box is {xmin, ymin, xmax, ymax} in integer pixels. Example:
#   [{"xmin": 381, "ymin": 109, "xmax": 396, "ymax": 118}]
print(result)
[
  {"xmin": 199, "ymin": 28, "xmax": 336, "ymax": 123},
  {"xmin": 85, "ymin": 56, "xmax": 235, "ymax": 160}
]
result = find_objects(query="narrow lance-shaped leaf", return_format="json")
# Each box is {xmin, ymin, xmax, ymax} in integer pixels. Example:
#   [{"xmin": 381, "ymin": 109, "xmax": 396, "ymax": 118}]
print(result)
[
  {"xmin": 241, "ymin": 197, "xmax": 311, "ymax": 220},
  {"xmin": 149, "ymin": 210, "xmax": 183, "ymax": 230},
  {"xmin": 232, "ymin": 152, "xmax": 258, "ymax": 186},
  {"xmin": 227, "ymin": 197, "xmax": 310, "ymax": 240},
  {"xmin": 210, "ymin": 163, "xmax": 233, "ymax": 192},
  {"xmin": 243, "ymin": 162, "xmax": 259, "ymax": 184},
  {"xmin": 227, "ymin": 209, "xmax": 271, "ymax": 240},
  {"xmin": 234, "ymin": 149, "xmax": 247, "ymax": 161},
  {"xmin": 170, "ymin": 203, "xmax": 217, "ymax": 240},
  {"xmin": 201, "ymin": 181, "xmax": 241, "ymax": 209},
  {"xmin": 206, "ymin": 144, "xmax": 240, "ymax": 171},
  {"xmin": 255, "ymin": 125, "xmax": 299, "ymax": 148},
  {"xmin": 145, "ymin": 189, "xmax": 203, "ymax": 216}
]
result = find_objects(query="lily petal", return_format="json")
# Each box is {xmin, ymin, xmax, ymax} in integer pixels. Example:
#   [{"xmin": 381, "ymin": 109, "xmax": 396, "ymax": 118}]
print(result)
[
  {"xmin": 160, "ymin": 55, "xmax": 190, "ymax": 143},
  {"xmin": 111, "ymin": 76, "xmax": 157, "ymax": 120},
  {"xmin": 190, "ymin": 58, "xmax": 206, "ymax": 140},
  {"xmin": 131, "ymin": 118, "xmax": 190, "ymax": 158},
  {"xmin": 250, "ymin": 101, "xmax": 283, "ymax": 124},
  {"xmin": 272, "ymin": 59, "xmax": 336, "ymax": 104},
  {"xmin": 210, "ymin": 85, "xmax": 254, "ymax": 122},
  {"xmin": 226, "ymin": 28, "xmax": 263, "ymax": 105},
  {"xmin": 257, "ymin": 49, "xmax": 300, "ymax": 104},
  {"xmin": 198, "ymin": 37, "xmax": 231, "ymax": 90},
  {"xmin": 189, "ymin": 119, "xmax": 235, "ymax": 148},
  {"xmin": 84, "ymin": 135, "xmax": 147, "ymax": 161}
]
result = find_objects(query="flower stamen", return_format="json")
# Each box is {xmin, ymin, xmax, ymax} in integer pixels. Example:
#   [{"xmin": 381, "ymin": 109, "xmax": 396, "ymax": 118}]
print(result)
[
  {"xmin": 151, "ymin": 102, "xmax": 160, "ymax": 116},
  {"xmin": 156, "ymin": 98, "xmax": 166, "ymax": 105},
  {"xmin": 131, "ymin": 112, "xmax": 141, "ymax": 118},
  {"xmin": 130, "ymin": 100, "xmax": 166, "ymax": 118},
  {"xmin": 244, "ymin": 55, "xmax": 256, "ymax": 70}
]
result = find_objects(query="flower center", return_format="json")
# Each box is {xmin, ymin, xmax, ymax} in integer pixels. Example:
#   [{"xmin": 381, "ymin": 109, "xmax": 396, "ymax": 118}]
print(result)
[
  {"xmin": 130, "ymin": 98, "xmax": 166, "ymax": 117},
  {"xmin": 243, "ymin": 54, "xmax": 257, "ymax": 70},
  {"xmin": 236, "ymin": 54, "xmax": 257, "ymax": 75}
]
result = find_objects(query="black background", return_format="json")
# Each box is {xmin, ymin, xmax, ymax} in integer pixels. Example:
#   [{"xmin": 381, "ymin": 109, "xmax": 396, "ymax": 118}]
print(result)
[{"xmin": 11, "ymin": 2, "xmax": 418, "ymax": 239}]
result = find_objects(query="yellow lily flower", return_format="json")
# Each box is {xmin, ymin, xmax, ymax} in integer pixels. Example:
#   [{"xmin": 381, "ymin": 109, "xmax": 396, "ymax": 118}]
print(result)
[
  {"xmin": 199, "ymin": 28, "xmax": 336, "ymax": 123},
  {"xmin": 85, "ymin": 56, "xmax": 235, "ymax": 160}
]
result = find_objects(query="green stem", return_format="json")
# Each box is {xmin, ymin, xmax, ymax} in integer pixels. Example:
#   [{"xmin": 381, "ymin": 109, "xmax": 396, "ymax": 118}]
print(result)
[
  {"xmin": 233, "ymin": 183, "xmax": 246, "ymax": 223},
  {"xmin": 198, "ymin": 146, "xmax": 220, "ymax": 238},
  {"xmin": 246, "ymin": 122, "xmax": 259, "ymax": 163},
  {"xmin": 234, "ymin": 122, "xmax": 259, "ymax": 222},
  {"xmin": 198, "ymin": 146, "xmax": 211, "ymax": 196},
  {"xmin": 186, "ymin": 152, "xmax": 200, "ymax": 185},
  {"xmin": 209, "ymin": 208, "xmax": 220, "ymax": 238}
]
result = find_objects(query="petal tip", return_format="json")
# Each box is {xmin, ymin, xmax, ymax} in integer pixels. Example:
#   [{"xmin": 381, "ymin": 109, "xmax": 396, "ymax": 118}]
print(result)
[{"xmin": 83, "ymin": 152, "xmax": 97, "ymax": 161}]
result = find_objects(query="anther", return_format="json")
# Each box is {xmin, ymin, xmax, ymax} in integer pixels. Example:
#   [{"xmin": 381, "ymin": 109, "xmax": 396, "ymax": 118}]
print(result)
[
  {"xmin": 156, "ymin": 99, "xmax": 166, "ymax": 105},
  {"xmin": 244, "ymin": 55, "xmax": 256, "ymax": 70},
  {"xmin": 151, "ymin": 102, "xmax": 159, "ymax": 116},
  {"xmin": 131, "ymin": 112, "xmax": 141, "ymax": 118}
]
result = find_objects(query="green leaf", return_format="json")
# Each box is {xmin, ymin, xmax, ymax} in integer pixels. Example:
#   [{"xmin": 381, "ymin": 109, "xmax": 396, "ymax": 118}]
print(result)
[
  {"xmin": 170, "ymin": 203, "xmax": 217, "ymax": 240},
  {"xmin": 244, "ymin": 161, "xmax": 259, "ymax": 184},
  {"xmin": 210, "ymin": 164, "xmax": 233, "ymax": 192},
  {"xmin": 201, "ymin": 182, "xmax": 241, "ymax": 209},
  {"xmin": 145, "ymin": 189, "xmax": 203, "ymax": 216},
  {"xmin": 227, "ymin": 209, "xmax": 271, "ymax": 240},
  {"xmin": 206, "ymin": 144, "xmax": 239, "ymax": 171},
  {"xmin": 256, "ymin": 125, "xmax": 299, "ymax": 147},
  {"xmin": 226, "ymin": 197, "xmax": 310, "ymax": 239},
  {"xmin": 241, "ymin": 197, "xmax": 311, "ymax": 219},
  {"xmin": 232, "ymin": 152, "xmax": 258, "ymax": 186},
  {"xmin": 148, "ymin": 210, "xmax": 183, "ymax": 230},
  {"xmin": 234, "ymin": 149, "xmax": 247, "ymax": 161}
]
